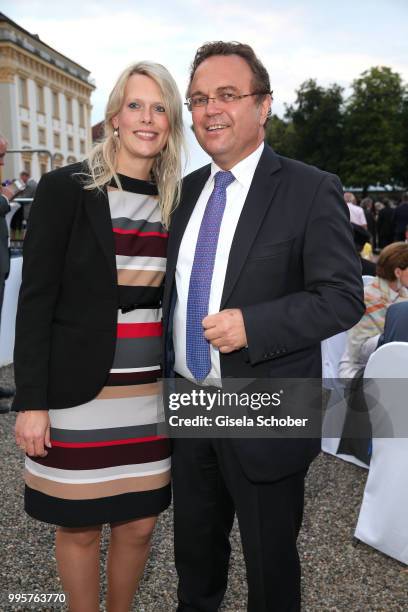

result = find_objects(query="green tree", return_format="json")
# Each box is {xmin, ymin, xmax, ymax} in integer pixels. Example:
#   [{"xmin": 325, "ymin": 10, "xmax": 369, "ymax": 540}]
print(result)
[
  {"xmin": 392, "ymin": 91, "xmax": 408, "ymax": 187},
  {"xmin": 283, "ymin": 79, "xmax": 344, "ymax": 173},
  {"xmin": 265, "ymin": 114, "xmax": 296, "ymax": 157},
  {"xmin": 341, "ymin": 66, "xmax": 405, "ymax": 192}
]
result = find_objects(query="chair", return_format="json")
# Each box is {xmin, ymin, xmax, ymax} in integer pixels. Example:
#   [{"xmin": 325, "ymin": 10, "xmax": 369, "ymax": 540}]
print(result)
[
  {"xmin": 354, "ymin": 342, "xmax": 408, "ymax": 564},
  {"xmin": 321, "ymin": 332, "xmax": 369, "ymax": 468}
]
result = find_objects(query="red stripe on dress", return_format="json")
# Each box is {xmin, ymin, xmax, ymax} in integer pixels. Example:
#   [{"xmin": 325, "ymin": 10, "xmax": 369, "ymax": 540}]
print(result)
[
  {"xmin": 113, "ymin": 228, "xmax": 168, "ymax": 238},
  {"xmin": 117, "ymin": 322, "xmax": 162, "ymax": 338},
  {"xmin": 51, "ymin": 435, "xmax": 167, "ymax": 448},
  {"xmin": 33, "ymin": 438, "xmax": 171, "ymax": 470},
  {"xmin": 114, "ymin": 234, "xmax": 167, "ymax": 258}
]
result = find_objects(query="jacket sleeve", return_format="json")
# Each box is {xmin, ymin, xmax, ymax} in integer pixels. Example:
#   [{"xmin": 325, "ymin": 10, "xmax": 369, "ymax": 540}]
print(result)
[
  {"xmin": 12, "ymin": 170, "xmax": 80, "ymax": 411},
  {"xmin": 241, "ymin": 174, "xmax": 365, "ymax": 365},
  {"xmin": 0, "ymin": 193, "xmax": 11, "ymax": 216}
]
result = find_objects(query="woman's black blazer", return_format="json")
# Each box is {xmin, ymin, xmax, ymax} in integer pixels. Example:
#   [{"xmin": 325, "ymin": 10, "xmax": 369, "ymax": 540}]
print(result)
[{"xmin": 12, "ymin": 162, "xmax": 119, "ymax": 411}]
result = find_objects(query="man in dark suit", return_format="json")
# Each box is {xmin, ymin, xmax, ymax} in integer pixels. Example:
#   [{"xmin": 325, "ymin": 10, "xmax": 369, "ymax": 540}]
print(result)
[
  {"xmin": 163, "ymin": 42, "xmax": 365, "ymax": 612},
  {"xmin": 351, "ymin": 223, "xmax": 377, "ymax": 276},
  {"xmin": 377, "ymin": 302, "xmax": 408, "ymax": 346},
  {"xmin": 393, "ymin": 192, "xmax": 408, "ymax": 242}
]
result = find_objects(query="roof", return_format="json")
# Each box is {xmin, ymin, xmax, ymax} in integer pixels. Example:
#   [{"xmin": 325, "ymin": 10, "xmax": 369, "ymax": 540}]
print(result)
[{"xmin": 0, "ymin": 11, "xmax": 94, "ymax": 85}]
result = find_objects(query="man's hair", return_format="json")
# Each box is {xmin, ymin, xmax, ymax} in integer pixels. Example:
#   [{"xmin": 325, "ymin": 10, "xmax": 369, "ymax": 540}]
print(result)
[
  {"xmin": 376, "ymin": 242, "xmax": 408, "ymax": 281},
  {"xmin": 344, "ymin": 191, "xmax": 357, "ymax": 205},
  {"xmin": 187, "ymin": 41, "xmax": 271, "ymax": 104},
  {"xmin": 20, "ymin": 171, "xmax": 29, "ymax": 177}
]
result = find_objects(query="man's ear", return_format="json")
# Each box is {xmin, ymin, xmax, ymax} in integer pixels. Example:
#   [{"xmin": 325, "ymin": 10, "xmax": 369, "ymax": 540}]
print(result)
[{"xmin": 259, "ymin": 94, "xmax": 272, "ymax": 127}]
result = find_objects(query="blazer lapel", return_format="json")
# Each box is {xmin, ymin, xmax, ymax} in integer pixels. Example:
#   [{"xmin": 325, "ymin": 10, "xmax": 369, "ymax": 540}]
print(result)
[
  {"xmin": 84, "ymin": 186, "xmax": 116, "ymax": 282},
  {"xmin": 166, "ymin": 165, "xmax": 211, "ymax": 284},
  {"xmin": 220, "ymin": 145, "xmax": 282, "ymax": 308}
]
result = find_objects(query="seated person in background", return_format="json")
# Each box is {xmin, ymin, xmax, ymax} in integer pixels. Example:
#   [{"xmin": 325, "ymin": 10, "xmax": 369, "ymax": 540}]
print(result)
[
  {"xmin": 338, "ymin": 243, "xmax": 408, "ymax": 463},
  {"xmin": 339, "ymin": 242, "xmax": 408, "ymax": 379},
  {"xmin": 377, "ymin": 301, "xmax": 408, "ymax": 346},
  {"xmin": 351, "ymin": 223, "xmax": 376, "ymax": 276}
]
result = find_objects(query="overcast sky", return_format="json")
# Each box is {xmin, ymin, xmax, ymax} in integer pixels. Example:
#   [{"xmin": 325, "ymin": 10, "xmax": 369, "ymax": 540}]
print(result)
[{"xmin": 3, "ymin": 1, "xmax": 408, "ymax": 170}]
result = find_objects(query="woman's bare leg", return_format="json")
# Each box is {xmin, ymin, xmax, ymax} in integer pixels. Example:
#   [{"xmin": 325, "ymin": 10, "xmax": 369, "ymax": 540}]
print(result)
[
  {"xmin": 106, "ymin": 516, "xmax": 157, "ymax": 612},
  {"xmin": 55, "ymin": 525, "xmax": 102, "ymax": 612}
]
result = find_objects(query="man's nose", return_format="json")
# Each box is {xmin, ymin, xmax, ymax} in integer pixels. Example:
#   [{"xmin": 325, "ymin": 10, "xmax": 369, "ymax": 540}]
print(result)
[{"xmin": 205, "ymin": 97, "xmax": 223, "ymax": 116}]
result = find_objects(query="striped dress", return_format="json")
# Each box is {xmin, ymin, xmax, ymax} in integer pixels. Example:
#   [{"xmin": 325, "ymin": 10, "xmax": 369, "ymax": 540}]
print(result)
[{"xmin": 24, "ymin": 175, "xmax": 171, "ymax": 527}]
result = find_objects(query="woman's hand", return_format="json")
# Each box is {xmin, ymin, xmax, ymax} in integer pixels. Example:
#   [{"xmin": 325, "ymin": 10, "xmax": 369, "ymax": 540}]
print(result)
[{"xmin": 15, "ymin": 410, "xmax": 51, "ymax": 457}]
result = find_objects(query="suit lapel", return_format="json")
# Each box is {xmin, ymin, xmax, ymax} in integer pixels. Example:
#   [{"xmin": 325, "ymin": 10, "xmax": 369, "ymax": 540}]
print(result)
[
  {"xmin": 84, "ymin": 186, "xmax": 116, "ymax": 282},
  {"xmin": 166, "ymin": 165, "xmax": 211, "ymax": 285},
  {"xmin": 220, "ymin": 145, "xmax": 282, "ymax": 308}
]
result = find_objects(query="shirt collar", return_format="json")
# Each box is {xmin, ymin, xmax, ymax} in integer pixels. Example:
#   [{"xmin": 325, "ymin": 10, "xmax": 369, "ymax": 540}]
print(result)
[
  {"xmin": 209, "ymin": 141, "xmax": 265, "ymax": 189},
  {"xmin": 377, "ymin": 276, "xmax": 408, "ymax": 302}
]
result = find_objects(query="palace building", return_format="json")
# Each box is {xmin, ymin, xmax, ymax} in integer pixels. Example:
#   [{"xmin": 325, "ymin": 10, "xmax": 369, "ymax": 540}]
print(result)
[{"xmin": 0, "ymin": 12, "xmax": 95, "ymax": 180}]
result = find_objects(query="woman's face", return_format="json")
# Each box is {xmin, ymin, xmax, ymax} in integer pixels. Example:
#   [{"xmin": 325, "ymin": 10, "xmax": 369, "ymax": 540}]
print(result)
[
  {"xmin": 112, "ymin": 73, "xmax": 170, "ymax": 168},
  {"xmin": 395, "ymin": 267, "xmax": 408, "ymax": 288}
]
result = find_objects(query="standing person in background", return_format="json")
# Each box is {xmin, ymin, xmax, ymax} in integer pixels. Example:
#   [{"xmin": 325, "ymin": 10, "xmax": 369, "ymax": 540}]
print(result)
[
  {"xmin": 344, "ymin": 192, "xmax": 367, "ymax": 228},
  {"xmin": 351, "ymin": 223, "xmax": 376, "ymax": 276},
  {"xmin": 13, "ymin": 62, "xmax": 184, "ymax": 612},
  {"xmin": 393, "ymin": 192, "xmax": 408, "ymax": 242},
  {"xmin": 361, "ymin": 197, "xmax": 376, "ymax": 245},
  {"xmin": 19, "ymin": 170, "xmax": 38, "ymax": 227},
  {"xmin": 377, "ymin": 199, "xmax": 395, "ymax": 249},
  {"xmin": 0, "ymin": 134, "xmax": 15, "ymax": 403},
  {"xmin": 164, "ymin": 41, "xmax": 364, "ymax": 612}
]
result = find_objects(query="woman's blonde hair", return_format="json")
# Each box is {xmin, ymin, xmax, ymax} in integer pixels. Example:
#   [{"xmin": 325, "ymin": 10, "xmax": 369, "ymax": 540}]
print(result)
[{"xmin": 83, "ymin": 61, "xmax": 185, "ymax": 227}]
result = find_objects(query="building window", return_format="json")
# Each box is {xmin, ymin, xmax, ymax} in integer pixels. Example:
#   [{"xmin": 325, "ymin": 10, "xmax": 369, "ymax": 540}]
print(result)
[
  {"xmin": 79, "ymin": 102, "xmax": 85, "ymax": 127},
  {"xmin": 66, "ymin": 97, "xmax": 73, "ymax": 123},
  {"xmin": 23, "ymin": 159, "xmax": 31, "ymax": 175},
  {"xmin": 54, "ymin": 132, "xmax": 61, "ymax": 148},
  {"xmin": 52, "ymin": 91, "xmax": 60, "ymax": 119},
  {"xmin": 21, "ymin": 122, "xmax": 30, "ymax": 141},
  {"xmin": 53, "ymin": 154, "xmax": 64, "ymax": 169},
  {"xmin": 67, "ymin": 135, "xmax": 74, "ymax": 151},
  {"xmin": 40, "ymin": 162, "xmax": 48, "ymax": 175},
  {"xmin": 80, "ymin": 139, "xmax": 86, "ymax": 155},
  {"xmin": 36, "ymin": 84, "xmax": 45, "ymax": 113},
  {"xmin": 38, "ymin": 127, "xmax": 46, "ymax": 145},
  {"xmin": 19, "ymin": 76, "xmax": 28, "ymax": 107}
]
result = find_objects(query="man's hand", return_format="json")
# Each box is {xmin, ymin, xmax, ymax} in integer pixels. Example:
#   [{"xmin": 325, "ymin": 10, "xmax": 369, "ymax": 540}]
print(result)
[
  {"xmin": 15, "ymin": 410, "xmax": 51, "ymax": 457},
  {"xmin": 203, "ymin": 308, "xmax": 247, "ymax": 353},
  {"xmin": 1, "ymin": 185, "xmax": 16, "ymax": 201}
]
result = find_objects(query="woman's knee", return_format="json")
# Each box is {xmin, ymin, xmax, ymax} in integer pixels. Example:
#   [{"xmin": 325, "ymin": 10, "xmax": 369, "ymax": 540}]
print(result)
[
  {"xmin": 110, "ymin": 516, "xmax": 157, "ymax": 546},
  {"xmin": 56, "ymin": 525, "xmax": 102, "ymax": 548}
]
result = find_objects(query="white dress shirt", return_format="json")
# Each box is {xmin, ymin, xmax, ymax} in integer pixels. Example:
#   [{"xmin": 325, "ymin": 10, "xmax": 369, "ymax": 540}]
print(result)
[
  {"xmin": 173, "ymin": 142, "xmax": 264, "ymax": 383},
  {"xmin": 347, "ymin": 202, "xmax": 367, "ymax": 227}
]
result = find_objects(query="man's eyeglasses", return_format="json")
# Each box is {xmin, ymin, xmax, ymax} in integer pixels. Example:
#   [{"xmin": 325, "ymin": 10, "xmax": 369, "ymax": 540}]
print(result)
[{"xmin": 185, "ymin": 91, "xmax": 273, "ymax": 112}]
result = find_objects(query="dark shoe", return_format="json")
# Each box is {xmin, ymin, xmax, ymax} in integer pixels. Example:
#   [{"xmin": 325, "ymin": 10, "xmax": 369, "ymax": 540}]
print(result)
[{"xmin": 0, "ymin": 387, "xmax": 14, "ymax": 399}]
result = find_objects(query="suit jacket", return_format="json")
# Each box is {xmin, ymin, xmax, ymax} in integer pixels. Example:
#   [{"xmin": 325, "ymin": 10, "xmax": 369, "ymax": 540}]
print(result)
[
  {"xmin": 0, "ymin": 194, "xmax": 10, "ymax": 279},
  {"xmin": 163, "ymin": 144, "xmax": 365, "ymax": 482},
  {"xmin": 393, "ymin": 202, "xmax": 408, "ymax": 240},
  {"xmin": 12, "ymin": 163, "xmax": 119, "ymax": 411}
]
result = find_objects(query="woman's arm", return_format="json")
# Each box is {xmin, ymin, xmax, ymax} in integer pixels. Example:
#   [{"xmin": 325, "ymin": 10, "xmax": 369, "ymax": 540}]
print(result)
[{"xmin": 13, "ymin": 168, "xmax": 81, "ymax": 411}]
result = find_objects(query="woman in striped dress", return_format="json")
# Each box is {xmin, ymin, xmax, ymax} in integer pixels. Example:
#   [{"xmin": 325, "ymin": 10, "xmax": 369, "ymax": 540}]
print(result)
[{"xmin": 13, "ymin": 62, "xmax": 185, "ymax": 611}]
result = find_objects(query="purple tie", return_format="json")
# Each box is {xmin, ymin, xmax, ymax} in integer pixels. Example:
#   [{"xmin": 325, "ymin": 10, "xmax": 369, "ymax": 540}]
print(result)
[{"xmin": 186, "ymin": 170, "xmax": 235, "ymax": 381}]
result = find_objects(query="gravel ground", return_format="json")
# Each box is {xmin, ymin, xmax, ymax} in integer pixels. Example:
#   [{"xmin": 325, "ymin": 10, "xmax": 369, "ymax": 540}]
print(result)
[{"xmin": 0, "ymin": 364, "xmax": 407, "ymax": 612}]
